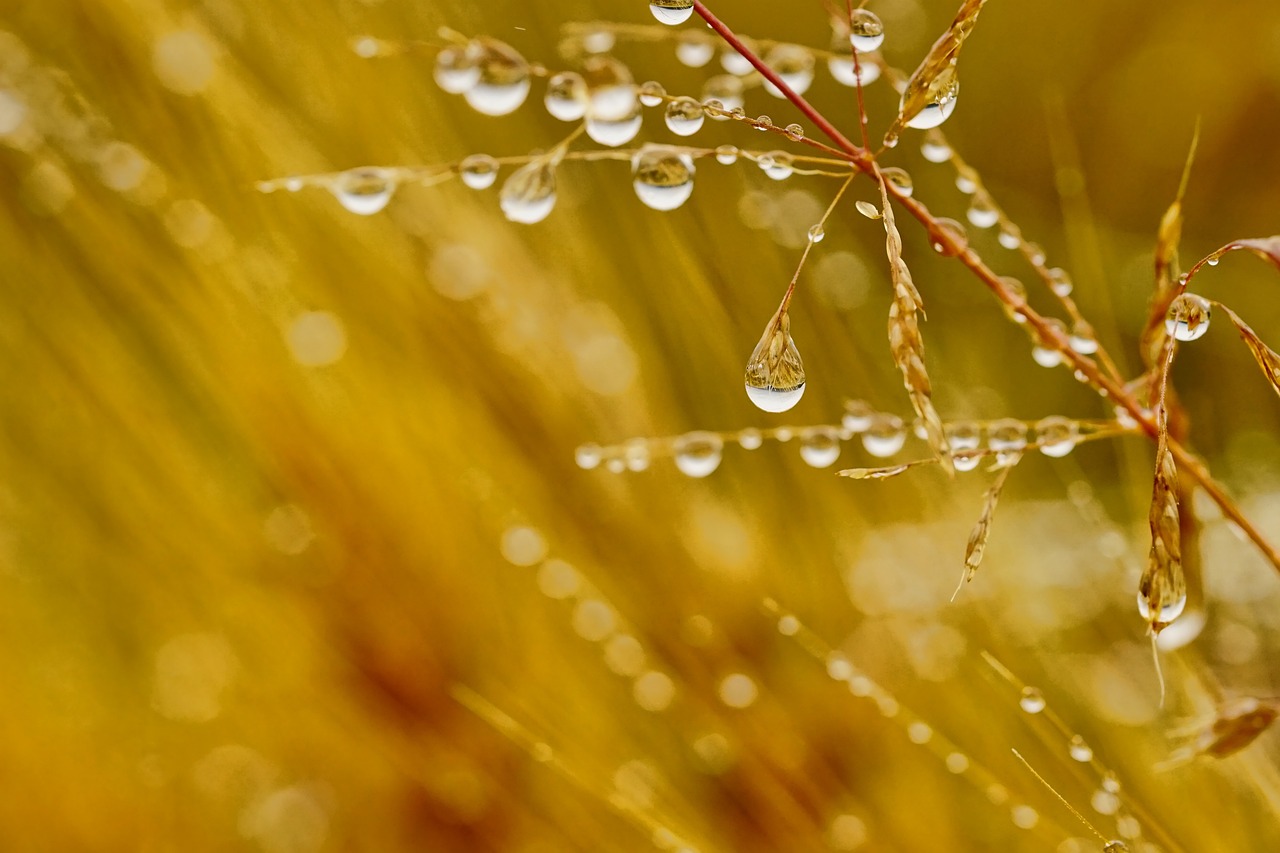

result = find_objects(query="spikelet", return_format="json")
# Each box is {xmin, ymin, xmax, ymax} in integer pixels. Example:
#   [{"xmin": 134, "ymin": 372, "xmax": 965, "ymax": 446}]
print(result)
[
  {"xmin": 1138, "ymin": 346, "xmax": 1185, "ymax": 635},
  {"xmin": 958, "ymin": 459, "xmax": 1016, "ymax": 590},
  {"xmin": 1140, "ymin": 125, "xmax": 1199, "ymax": 370},
  {"xmin": 878, "ymin": 176, "xmax": 953, "ymax": 474}
]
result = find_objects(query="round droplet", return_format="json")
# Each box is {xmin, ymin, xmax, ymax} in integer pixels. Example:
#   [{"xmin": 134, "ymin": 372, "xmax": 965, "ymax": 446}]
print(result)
[
  {"xmin": 987, "ymin": 418, "xmax": 1027, "ymax": 464},
  {"xmin": 459, "ymin": 154, "xmax": 499, "ymax": 190},
  {"xmin": 1047, "ymin": 267, "xmax": 1073, "ymax": 296},
  {"xmin": 966, "ymin": 196, "xmax": 999, "ymax": 229},
  {"xmin": 1031, "ymin": 318, "xmax": 1068, "ymax": 367},
  {"xmin": 784, "ymin": 122, "xmax": 804, "ymax": 141},
  {"xmin": 842, "ymin": 400, "xmax": 874, "ymax": 433},
  {"xmin": 331, "ymin": 167, "xmax": 395, "ymax": 215},
  {"xmin": 638, "ymin": 80, "xmax": 666, "ymax": 107},
  {"xmin": 862, "ymin": 414, "xmax": 906, "ymax": 457},
  {"xmin": 632, "ymin": 145, "xmax": 695, "ymax": 211},
  {"xmin": 499, "ymin": 159, "xmax": 556, "ymax": 224},
  {"xmin": 1166, "ymin": 293, "xmax": 1211, "ymax": 342},
  {"xmin": 633, "ymin": 670, "xmax": 676, "ymax": 711},
  {"xmin": 920, "ymin": 134, "xmax": 951, "ymax": 163},
  {"xmin": 799, "ymin": 427, "xmax": 841, "ymax": 468},
  {"xmin": 881, "ymin": 166, "xmax": 913, "ymax": 197},
  {"xmin": 583, "ymin": 56, "xmax": 638, "ymax": 121},
  {"xmin": 1103, "ymin": 843, "xmax": 1130, "ymax": 853},
  {"xmin": 433, "ymin": 44, "xmax": 478, "ymax": 93},
  {"xmin": 827, "ymin": 31, "xmax": 881, "ymax": 88},
  {"xmin": 753, "ymin": 115, "xmax": 773, "ymax": 131},
  {"xmin": 715, "ymin": 144, "xmax": 739, "ymax": 165},
  {"xmin": 761, "ymin": 44, "xmax": 815, "ymax": 98},
  {"xmin": 664, "ymin": 96, "xmax": 704, "ymax": 136},
  {"xmin": 1091, "ymin": 788, "xmax": 1121, "ymax": 816},
  {"xmin": 544, "ymin": 71, "xmax": 588, "ymax": 121},
  {"xmin": 930, "ymin": 217, "xmax": 968, "ymax": 255},
  {"xmin": 720, "ymin": 47, "xmax": 754, "ymax": 76},
  {"xmin": 1034, "ymin": 415, "xmax": 1078, "ymax": 458},
  {"xmin": 576, "ymin": 443, "xmax": 603, "ymax": 469},
  {"xmin": 998, "ymin": 227, "xmax": 1021, "ymax": 250},
  {"xmin": 675, "ymin": 33, "xmax": 715, "ymax": 68},
  {"xmin": 954, "ymin": 172, "xmax": 978, "ymax": 194},
  {"xmin": 1025, "ymin": 242, "xmax": 1047, "ymax": 265},
  {"xmin": 650, "ymin": 0, "xmax": 695, "ymax": 25},
  {"xmin": 463, "ymin": 39, "xmax": 531, "ymax": 117},
  {"xmin": 999, "ymin": 276, "xmax": 1028, "ymax": 323},
  {"xmin": 1069, "ymin": 322, "xmax": 1099, "ymax": 354},
  {"xmin": 673, "ymin": 431, "xmax": 724, "ymax": 477},
  {"xmin": 585, "ymin": 109, "xmax": 644, "ymax": 147},
  {"xmin": 702, "ymin": 74, "xmax": 744, "ymax": 114},
  {"xmin": 737, "ymin": 428, "xmax": 763, "ymax": 450},
  {"xmin": 1068, "ymin": 734, "xmax": 1093, "ymax": 762},
  {"xmin": 718, "ymin": 673, "xmax": 758, "ymax": 708},
  {"xmin": 904, "ymin": 67, "xmax": 959, "ymax": 130},
  {"xmin": 807, "ymin": 224, "xmax": 825, "ymax": 243},
  {"xmin": 760, "ymin": 150, "xmax": 794, "ymax": 181},
  {"xmin": 623, "ymin": 438, "xmax": 651, "ymax": 471},
  {"xmin": 848, "ymin": 9, "xmax": 885, "ymax": 52},
  {"xmin": 1019, "ymin": 686, "xmax": 1047, "ymax": 714}
]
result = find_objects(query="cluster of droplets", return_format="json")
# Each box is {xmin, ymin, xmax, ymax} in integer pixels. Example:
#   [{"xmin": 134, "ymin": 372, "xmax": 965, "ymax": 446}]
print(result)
[{"xmin": 435, "ymin": 36, "xmax": 533, "ymax": 117}]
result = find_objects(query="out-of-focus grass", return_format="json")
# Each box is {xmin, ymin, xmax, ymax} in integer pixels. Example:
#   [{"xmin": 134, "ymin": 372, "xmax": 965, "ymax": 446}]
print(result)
[{"xmin": 3, "ymin": 1, "xmax": 1280, "ymax": 850}]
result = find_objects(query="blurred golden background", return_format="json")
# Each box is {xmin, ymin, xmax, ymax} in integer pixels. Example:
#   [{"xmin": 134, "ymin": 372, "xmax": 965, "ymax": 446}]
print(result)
[{"xmin": 3, "ymin": 0, "xmax": 1280, "ymax": 850}]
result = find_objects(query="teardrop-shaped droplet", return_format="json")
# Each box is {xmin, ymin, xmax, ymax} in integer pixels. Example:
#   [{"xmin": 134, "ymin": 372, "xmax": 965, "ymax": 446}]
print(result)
[
  {"xmin": 332, "ymin": 167, "xmax": 396, "ymax": 215},
  {"xmin": 1019, "ymin": 686, "xmax": 1046, "ymax": 714},
  {"xmin": 499, "ymin": 159, "xmax": 556, "ymax": 224},
  {"xmin": 1034, "ymin": 415, "xmax": 1078, "ymax": 458},
  {"xmin": 745, "ymin": 307, "xmax": 805, "ymax": 413},
  {"xmin": 650, "ymin": 0, "xmax": 695, "ymax": 26},
  {"xmin": 664, "ymin": 96, "xmax": 704, "ymax": 136},
  {"xmin": 848, "ymin": 9, "xmax": 885, "ymax": 52},
  {"xmin": 632, "ymin": 145, "xmax": 695, "ymax": 211},
  {"xmin": 761, "ymin": 44, "xmax": 815, "ymax": 98},
  {"xmin": 544, "ymin": 71, "xmax": 588, "ymax": 121},
  {"xmin": 673, "ymin": 431, "xmax": 723, "ymax": 477},
  {"xmin": 463, "ymin": 38, "xmax": 531, "ymax": 116},
  {"xmin": 799, "ymin": 427, "xmax": 841, "ymax": 468},
  {"xmin": 459, "ymin": 153, "xmax": 499, "ymax": 190},
  {"xmin": 1137, "ymin": 571, "xmax": 1188, "ymax": 626},
  {"xmin": 904, "ymin": 65, "xmax": 959, "ymax": 130},
  {"xmin": 1166, "ymin": 293, "xmax": 1212, "ymax": 342}
]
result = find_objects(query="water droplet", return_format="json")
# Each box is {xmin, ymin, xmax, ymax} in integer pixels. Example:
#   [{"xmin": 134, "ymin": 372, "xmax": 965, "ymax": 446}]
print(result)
[
  {"xmin": 702, "ymin": 74, "xmax": 744, "ymax": 114},
  {"xmin": 1019, "ymin": 686, "xmax": 1046, "ymax": 713},
  {"xmin": 855, "ymin": 200, "xmax": 882, "ymax": 219},
  {"xmin": 721, "ymin": 44, "xmax": 756, "ymax": 76},
  {"xmin": 825, "ymin": 652, "xmax": 853, "ymax": 680},
  {"xmin": 784, "ymin": 123, "xmax": 804, "ymax": 141},
  {"xmin": 1047, "ymin": 267, "xmax": 1073, "ymax": 296},
  {"xmin": 753, "ymin": 114, "xmax": 773, "ymax": 131},
  {"xmin": 930, "ymin": 217, "xmax": 968, "ymax": 256},
  {"xmin": 331, "ymin": 167, "xmax": 395, "ymax": 215},
  {"xmin": 997, "ymin": 227, "xmax": 1021, "ymax": 250},
  {"xmin": 807, "ymin": 224, "xmax": 825, "ymax": 243},
  {"xmin": 499, "ymin": 159, "xmax": 556, "ymax": 224},
  {"xmin": 999, "ymin": 276, "xmax": 1028, "ymax": 323},
  {"xmin": 638, "ymin": 80, "xmax": 667, "ymax": 108},
  {"xmin": 664, "ymin": 96, "xmax": 704, "ymax": 136},
  {"xmin": 633, "ymin": 670, "xmax": 676, "ymax": 711},
  {"xmin": 1034, "ymin": 415, "xmax": 1078, "ymax": 458},
  {"xmin": 954, "ymin": 172, "xmax": 978, "ymax": 194},
  {"xmin": 632, "ymin": 145, "xmax": 695, "ymax": 211},
  {"xmin": 1103, "ymin": 843, "xmax": 1129, "ymax": 853},
  {"xmin": 1068, "ymin": 734, "xmax": 1093, "ymax": 762},
  {"xmin": 904, "ymin": 65, "xmax": 959, "ymax": 130},
  {"xmin": 435, "ymin": 43, "xmax": 481, "ymax": 93},
  {"xmin": 1031, "ymin": 318, "xmax": 1068, "ymax": 367},
  {"xmin": 1025, "ymin": 242, "xmax": 1047, "ymax": 265},
  {"xmin": 862, "ymin": 414, "xmax": 906, "ymax": 457},
  {"xmin": 966, "ymin": 196, "xmax": 999, "ymax": 229},
  {"xmin": 920, "ymin": 134, "xmax": 951, "ymax": 163},
  {"xmin": 745, "ymin": 307, "xmax": 805, "ymax": 412},
  {"xmin": 1069, "ymin": 322, "xmax": 1099, "ymax": 354},
  {"xmin": 1136, "ymin": 586, "xmax": 1187, "ymax": 625},
  {"xmin": 799, "ymin": 427, "xmax": 841, "ymax": 468},
  {"xmin": 606, "ymin": 458, "xmax": 626, "ymax": 473},
  {"xmin": 459, "ymin": 154, "xmax": 499, "ymax": 190},
  {"xmin": 953, "ymin": 453, "xmax": 980, "ymax": 473},
  {"xmin": 675, "ymin": 33, "xmax": 715, "ymax": 68},
  {"xmin": 583, "ymin": 56, "xmax": 638, "ymax": 121},
  {"xmin": 827, "ymin": 33, "xmax": 881, "ymax": 87},
  {"xmin": 715, "ymin": 144, "xmax": 739, "ymax": 165},
  {"xmin": 760, "ymin": 150, "xmax": 794, "ymax": 181},
  {"xmin": 463, "ymin": 39, "xmax": 531, "ymax": 116},
  {"xmin": 544, "ymin": 71, "xmax": 588, "ymax": 121},
  {"xmin": 576, "ymin": 443, "xmax": 602, "ymax": 469},
  {"xmin": 848, "ymin": 9, "xmax": 885, "ymax": 52},
  {"xmin": 623, "ymin": 438, "xmax": 651, "ymax": 471},
  {"xmin": 842, "ymin": 400, "xmax": 874, "ymax": 433},
  {"xmin": 650, "ymin": 0, "xmax": 694, "ymax": 25},
  {"xmin": 761, "ymin": 44, "xmax": 815, "ymax": 98},
  {"xmin": 947, "ymin": 421, "xmax": 981, "ymax": 451},
  {"xmin": 946, "ymin": 752, "xmax": 970, "ymax": 774},
  {"xmin": 673, "ymin": 431, "xmax": 724, "ymax": 477},
  {"xmin": 907, "ymin": 721, "xmax": 933, "ymax": 744},
  {"xmin": 1091, "ymin": 788, "xmax": 1121, "ymax": 816},
  {"xmin": 1166, "ymin": 292, "xmax": 1211, "ymax": 341},
  {"xmin": 585, "ymin": 108, "xmax": 644, "ymax": 147},
  {"xmin": 881, "ymin": 166, "xmax": 913, "ymax": 197},
  {"xmin": 737, "ymin": 428, "xmax": 763, "ymax": 450},
  {"xmin": 987, "ymin": 418, "xmax": 1027, "ymax": 464},
  {"xmin": 718, "ymin": 673, "xmax": 758, "ymax": 708}
]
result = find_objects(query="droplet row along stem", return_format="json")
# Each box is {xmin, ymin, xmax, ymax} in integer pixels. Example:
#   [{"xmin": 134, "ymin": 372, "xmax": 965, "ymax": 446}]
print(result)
[{"xmin": 686, "ymin": 0, "xmax": 1280, "ymax": 580}]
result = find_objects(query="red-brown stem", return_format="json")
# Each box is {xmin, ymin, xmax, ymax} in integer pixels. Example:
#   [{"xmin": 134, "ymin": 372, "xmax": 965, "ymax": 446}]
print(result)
[{"xmin": 693, "ymin": 1, "xmax": 1280, "ymax": 577}]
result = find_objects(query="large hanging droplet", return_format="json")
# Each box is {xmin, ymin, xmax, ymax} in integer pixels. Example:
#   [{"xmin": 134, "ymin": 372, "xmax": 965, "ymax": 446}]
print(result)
[
  {"xmin": 499, "ymin": 159, "xmax": 556, "ymax": 224},
  {"xmin": 848, "ymin": 9, "xmax": 886, "ymax": 52},
  {"xmin": 650, "ymin": 0, "xmax": 695, "ymax": 26},
  {"xmin": 744, "ymin": 306, "xmax": 806, "ymax": 413},
  {"xmin": 1137, "ymin": 566, "xmax": 1188, "ymax": 626},
  {"xmin": 904, "ymin": 64, "xmax": 959, "ymax": 130},
  {"xmin": 463, "ymin": 38, "xmax": 531, "ymax": 116},
  {"xmin": 1166, "ymin": 292, "xmax": 1212, "ymax": 342},
  {"xmin": 331, "ymin": 167, "xmax": 396, "ymax": 215},
  {"xmin": 632, "ymin": 145, "xmax": 695, "ymax": 211}
]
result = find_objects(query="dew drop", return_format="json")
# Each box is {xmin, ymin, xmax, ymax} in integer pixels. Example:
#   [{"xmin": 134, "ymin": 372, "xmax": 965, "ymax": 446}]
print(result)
[
  {"xmin": 987, "ymin": 418, "xmax": 1027, "ymax": 464},
  {"xmin": 664, "ymin": 96, "xmax": 705, "ymax": 136},
  {"xmin": 1091, "ymin": 788, "xmax": 1121, "ymax": 816},
  {"xmin": 585, "ymin": 109, "xmax": 644, "ymax": 147},
  {"xmin": 737, "ymin": 428, "xmax": 763, "ymax": 450},
  {"xmin": 1165, "ymin": 293, "xmax": 1211, "ymax": 342},
  {"xmin": 1136, "ymin": 586, "xmax": 1187, "ymax": 625},
  {"xmin": 544, "ymin": 71, "xmax": 588, "ymax": 121},
  {"xmin": 499, "ymin": 159, "xmax": 556, "ymax": 224},
  {"xmin": 650, "ymin": 0, "xmax": 695, "ymax": 25},
  {"xmin": 848, "ymin": 9, "xmax": 885, "ymax": 52},
  {"xmin": 718, "ymin": 673, "xmax": 758, "ymax": 708},
  {"xmin": 1068, "ymin": 734, "xmax": 1093, "ymax": 762},
  {"xmin": 632, "ymin": 145, "xmax": 695, "ymax": 211},
  {"xmin": 881, "ymin": 166, "xmax": 913, "ymax": 197},
  {"xmin": 702, "ymin": 74, "xmax": 744, "ymax": 114},
  {"xmin": 1025, "ymin": 241, "xmax": 1047, "ymax": 265},
  {"xmin": 997, "ymin": 227, "xmax": 1022, "ymax": 250},
  {"xmin": 435, "ymin": 43, "xmax": 481, "ymax": 93},
  {"xmin": 826, "ymin": 652, "xmax": 854, "ymax": 681},
  {"xmin": 459, "ymin": 154, "xmax": 499, "ymax": 190},
  {"xmin": 1034, "ymin": 415, "xmax": 1078, "ymax": 458},
  {"xmin": 784, "ymin": 122, "xmax": 804, "ymax": 141},
  {"xmin": 921, "ymin": 135, "xmax": 952, "ymax": 163},
  {"xmin": 862, "ymin": 414, "xmax": 906, "ymax": 457},
  {"xmin": 575, "ymin": 443, "xmax": 603, "ymax": 469},
  {"xmin": 638, "ymin": 80, "xmax": 666, "ymax": 107},
  {"xmin": 761, "ymin": 44, "xmax": 815, "ymax": 98},
  {"xmin": 1047, "ymin": 267, "xmax": 1073, "ymax": 296},
  {"xmin": 331, "ymin": 167, "xmax": 395, "ymax": 215},
  {"xmin": 745, "ymin": 307, "xmax": 805, "ymax": 412},
  {"xmin": 930, "ymin": 217, "xmax": 968, "ymax": 256},
  {"xmin": 720, "ymin": 48, "xmax": 754, "ymax": 76},
  {"xmin": 715, "ymin": 144, "xmax": 739, "ymax": 165},
  {"xmin": 673, "ymin": 432, "xmax": 724, "ymax": 477},
  {"xmin": 583, "ymin": 56, "xmax": 639, "ymax": 121},
  {"xmin": 966, "ymin": 196, "xmax": 999, "ymax": 229},
  {"xmin": 753, "ymin": 114, "xmax": 773, "ymax": 131},
  {"xmin": 946, "ymin": 752, "xmax": 970, "ymax": 774},
  {"xmin": 842, "ymin": 400, "xmax": 875, "ymax": 433},
  {"xmin": 1103, "ymin": 843, "xmax": 1130, "ymax": 853},
  {"xmin": 623, "ymin": 438, "xmax": 651, "ymax": 471},
  {"xmin": 463, "ymin": 39, "xmax": 531, "ymax": 116},
  {"xmin": 807, "ymin": 223, "xmax": 825, "ymax": 243},
  {"xmin": 1069, "ymin": 322, "xmax": 1099, "ymax": 354},
  {"xmin": 799, "ymin": 427, "xmax": 841, "ymax": 468},
  {"xmin": 904, "ymin": 66, "xmax": 959, "ymax": 130},
  {"xmin": 760, "ymin": 150, "xmax": 794, "ymax": 181},
  {"xmin": 955, "ymin": 172, "xmax": 978, "ymax": 194},
  {"xmin": 826, "ymin": 33, "xmax": 881, "ymax": 88},
  {"xmin": 1019, "ymin": 686, "xmax": 1047, "ymax": 714},
  {"xmin": 676, "ymin": 33, "xmax": 715, "ymax": 68}
]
